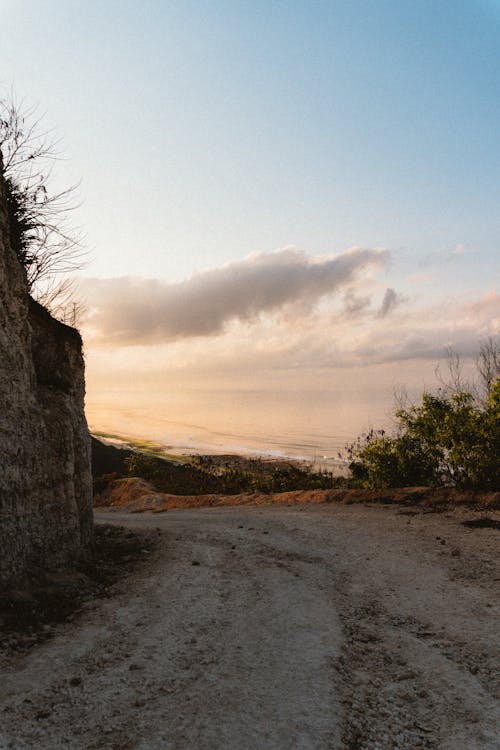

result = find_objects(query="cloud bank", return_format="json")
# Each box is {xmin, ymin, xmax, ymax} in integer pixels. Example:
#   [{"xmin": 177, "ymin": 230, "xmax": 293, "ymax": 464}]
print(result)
[
  {"xmin": 84, "ymin": 286, "xmax": 499, "ymax": 379},
  {"xmin": 80, "ymin": 243, "xmax": 498, "ymax": 378},
  {"xmin": 82, "ymin": 246, "xmax": 388, "ymax": 344}
]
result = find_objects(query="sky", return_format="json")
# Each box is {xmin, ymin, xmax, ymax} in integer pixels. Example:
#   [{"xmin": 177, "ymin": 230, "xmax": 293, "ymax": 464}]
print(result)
[{"xmin": 1, "ymin": 1, "xmax": 499, "ymax": 456}]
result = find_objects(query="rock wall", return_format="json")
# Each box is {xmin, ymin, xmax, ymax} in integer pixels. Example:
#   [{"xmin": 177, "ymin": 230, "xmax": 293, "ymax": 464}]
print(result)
[{"xmin": 0, "ymin": 162, "xmax": 93, "ymax": 587}]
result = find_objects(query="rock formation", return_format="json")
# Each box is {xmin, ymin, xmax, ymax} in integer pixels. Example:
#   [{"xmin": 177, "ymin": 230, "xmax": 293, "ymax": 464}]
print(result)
[{"xmin": 0, "ymin": 160, "xmax": 93, "ymax": 587}]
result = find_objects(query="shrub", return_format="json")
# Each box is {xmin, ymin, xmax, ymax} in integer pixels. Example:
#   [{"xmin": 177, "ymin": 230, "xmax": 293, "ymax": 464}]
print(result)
[
  {"xmin": 123, "ymin": 451, "xmax": 341, "ymax": 495},
  {"xmin": 346, "ymin": 379, "xmax": 499, "ymax": 490},
  {"xmin": 0, "ymin": 95, "xmax": 84, "ymax": 317}
]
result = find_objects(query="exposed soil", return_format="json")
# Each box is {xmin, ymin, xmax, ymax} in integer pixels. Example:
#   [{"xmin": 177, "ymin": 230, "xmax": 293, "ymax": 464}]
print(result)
[
  {"xmin": 0, "ymin": 501, "xmax": 498, "ymax": 749},
  {"xmin": 0, "ymin": 525, "xmax": 158, "ymax": 653},
  {"xmin": 94, "ymin": 478, "xmax": 499, "ymax": 513}
]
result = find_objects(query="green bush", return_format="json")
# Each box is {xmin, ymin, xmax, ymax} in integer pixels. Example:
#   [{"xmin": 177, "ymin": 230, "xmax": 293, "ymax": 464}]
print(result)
[{"xmin": 347, "ymin": 379, "xmax": 499, "ymax": 490}]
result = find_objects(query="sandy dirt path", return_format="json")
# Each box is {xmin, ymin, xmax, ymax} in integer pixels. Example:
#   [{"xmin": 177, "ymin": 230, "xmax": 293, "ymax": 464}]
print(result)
[{"xmin": 0, "ymin": 503, "xmax": 498, "ymax": 750}]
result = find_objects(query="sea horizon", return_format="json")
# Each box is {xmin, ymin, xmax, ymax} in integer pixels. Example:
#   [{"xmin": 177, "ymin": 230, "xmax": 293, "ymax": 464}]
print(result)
[{"xmin": 86, "ymin": 382, "xmax": 400, "ymax": 470}]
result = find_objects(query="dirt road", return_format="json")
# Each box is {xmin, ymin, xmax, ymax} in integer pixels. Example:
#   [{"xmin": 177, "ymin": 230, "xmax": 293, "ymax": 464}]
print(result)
[{"xmin": 0, "ymin": 503, "xmax": 498, "ymax": 749}]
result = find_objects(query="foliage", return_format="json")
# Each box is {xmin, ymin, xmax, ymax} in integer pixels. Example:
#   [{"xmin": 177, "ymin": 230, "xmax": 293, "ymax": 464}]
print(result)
[
  {"xmin": 0, "ymin": 95, "xmax": 85, "ymax": 315},
  {"xmin": 346, "ymin": 378, "xmax": 499, "ymax": 490},
  {"xmin": 123, "ymin": 451, "xmax": 341, "ymax": 496}
]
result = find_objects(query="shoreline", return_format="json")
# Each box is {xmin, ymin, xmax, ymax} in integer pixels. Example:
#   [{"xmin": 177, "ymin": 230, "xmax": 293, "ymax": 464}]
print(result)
[{"xmin": 91, "ymin": 430, "xmax": 347, "ymax": 472}]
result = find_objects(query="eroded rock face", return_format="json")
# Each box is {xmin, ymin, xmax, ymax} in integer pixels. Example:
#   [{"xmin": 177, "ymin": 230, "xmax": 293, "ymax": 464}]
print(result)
[{"xmin": 0, "ymin": 162, "xmax": 93, "ymax": 586}]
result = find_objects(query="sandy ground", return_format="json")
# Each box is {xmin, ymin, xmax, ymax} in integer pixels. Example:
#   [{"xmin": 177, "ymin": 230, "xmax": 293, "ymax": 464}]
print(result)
[{"xmin": 0, "ymin": 503, "xmax": 498, "ymax": 750}]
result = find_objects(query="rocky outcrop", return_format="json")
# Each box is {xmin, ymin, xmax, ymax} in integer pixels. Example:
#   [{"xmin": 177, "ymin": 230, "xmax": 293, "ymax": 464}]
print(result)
[{"xmin": 0, "ymin": 161, "xmax": 93, "ymax": 587}]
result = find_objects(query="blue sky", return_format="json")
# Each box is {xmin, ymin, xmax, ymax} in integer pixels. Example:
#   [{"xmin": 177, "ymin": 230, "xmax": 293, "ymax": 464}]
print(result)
[
  {"xmin": 1, "ymin": 1, "xmax": 499, "ymax": 449},
  {"xmin": 2, "ymin": 1, "xmax": 499, "ymax": 284}
]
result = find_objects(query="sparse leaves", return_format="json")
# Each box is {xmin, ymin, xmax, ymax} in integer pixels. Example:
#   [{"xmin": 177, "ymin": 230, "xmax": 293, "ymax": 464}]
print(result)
[
  {"xmin": 0, "ymin": 94, "xmax": 85, "ymax": 318},
  {"xmin": 475, "ymin": 336, "xmax": 500, "ymax": 398}
]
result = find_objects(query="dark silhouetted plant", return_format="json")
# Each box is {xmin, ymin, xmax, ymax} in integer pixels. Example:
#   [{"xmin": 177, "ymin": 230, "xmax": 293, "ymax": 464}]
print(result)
[{"xmin": 0, "ymin": 95, "xmax": 85, "ymax": 316}]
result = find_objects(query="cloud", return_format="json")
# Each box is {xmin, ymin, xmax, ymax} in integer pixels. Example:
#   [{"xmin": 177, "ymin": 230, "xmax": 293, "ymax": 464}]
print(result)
[
  {"xmin": 342, "ymin": 289, "xmax": 372, "ymax": 316},
  {"xmin": 377, "ymin": 287, "xmax": 400, "ymax": 317},
  {"xmin": 419, "ymin": 242, "xmax": 474, "ymax": 268},
  {"xmin": 82, "ymin": 246, "xmax": 388, "ymax": 345},
  {"xmin": 84, "ymin": 287, "xmax": 500, "ymax": 409},
  {"xmin": 333, "ymin": 289, "xmax": 500, "ymax": 366}
]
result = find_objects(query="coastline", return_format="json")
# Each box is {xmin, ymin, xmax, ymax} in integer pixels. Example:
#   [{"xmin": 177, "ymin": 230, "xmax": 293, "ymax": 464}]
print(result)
[{"xmin": 90, "ymin": 429, "xmax": 348, "ymax": 473}]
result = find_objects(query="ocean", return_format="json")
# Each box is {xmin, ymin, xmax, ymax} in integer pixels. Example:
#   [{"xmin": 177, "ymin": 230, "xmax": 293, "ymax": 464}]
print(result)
[{"xmin": 86, "ymin": 381, "xmax": 398, "ymax": 468}]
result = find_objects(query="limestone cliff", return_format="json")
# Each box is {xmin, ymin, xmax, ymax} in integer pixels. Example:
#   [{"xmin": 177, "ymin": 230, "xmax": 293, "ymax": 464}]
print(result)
[{"xmin": 0, "ymin": 161, "xmax": 93, "ymax": 586}]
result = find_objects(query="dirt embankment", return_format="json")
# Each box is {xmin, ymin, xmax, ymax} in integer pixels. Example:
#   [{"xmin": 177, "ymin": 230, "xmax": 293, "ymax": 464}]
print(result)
[
  {"xmin": 0, "ymin": 501, "xmax": 498, "ymax": 749},
  {"xmin": 94, "ymin": 476, "xmax": 500, "ymax": 513}
]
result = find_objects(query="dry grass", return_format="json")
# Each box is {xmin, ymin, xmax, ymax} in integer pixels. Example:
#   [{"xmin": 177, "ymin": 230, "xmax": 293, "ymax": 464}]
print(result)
[{"xmin": 95, "ymin": 479, "xmax": 500, "ymax": 514}]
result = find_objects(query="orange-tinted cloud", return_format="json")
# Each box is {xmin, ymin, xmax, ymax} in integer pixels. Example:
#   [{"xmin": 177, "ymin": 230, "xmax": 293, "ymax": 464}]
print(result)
[{"xmin": 81, "ymin": 246, "xmax": 388, "ymax": 345}]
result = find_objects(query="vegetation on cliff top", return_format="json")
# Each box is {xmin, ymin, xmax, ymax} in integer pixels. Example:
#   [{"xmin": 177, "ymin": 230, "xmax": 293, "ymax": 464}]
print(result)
[
  {"xmin": 345, "ymin": 340, "xmax": 499, "ymax": 491},
  {"xmin": 92, "ymin": 436, "xmax": 341, "ymax": 498},
  {"xmin": 0, "ymin": 95, "xmax": 84, "ymax": 321}
]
